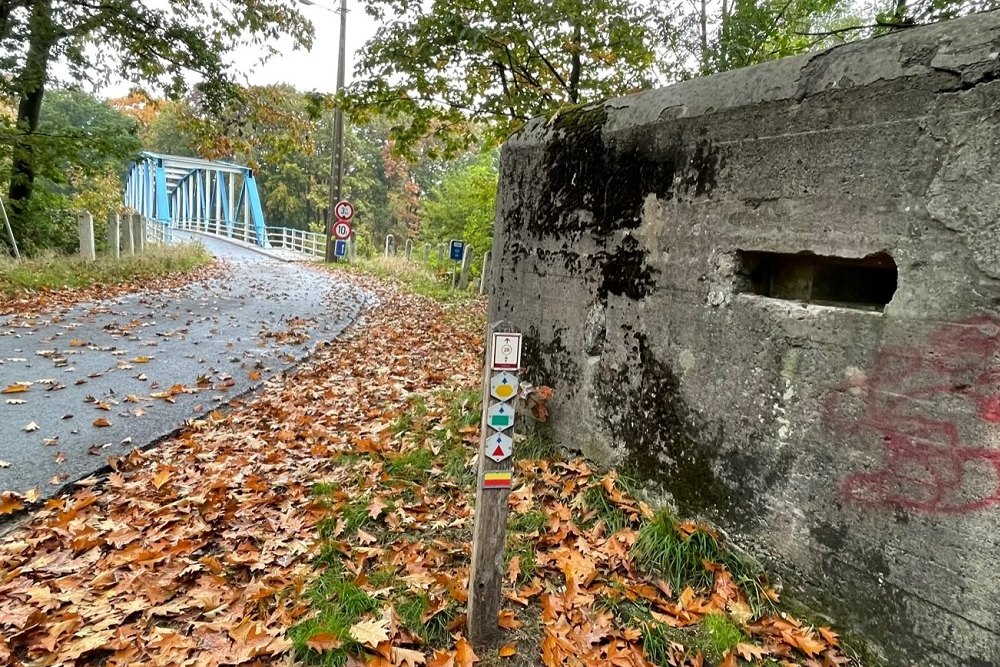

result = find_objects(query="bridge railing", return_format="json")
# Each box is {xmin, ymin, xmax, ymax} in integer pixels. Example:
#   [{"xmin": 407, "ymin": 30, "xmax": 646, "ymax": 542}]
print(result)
[
  {"xmin": 173, "ymin": 217, "xmax": 261, "ymax": 246},
  {"xmin": 145, "ymin": 217, "xmax": 171, "ymax": 245},
  {"xmin": 266, "ymin": 227, "xmax": 325, "ymax": 259}
]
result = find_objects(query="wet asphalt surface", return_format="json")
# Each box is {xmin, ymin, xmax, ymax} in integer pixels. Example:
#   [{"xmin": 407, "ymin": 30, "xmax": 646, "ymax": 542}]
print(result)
[{"xmin": 0, "ymin": 232, "xmax": 369, "ymax": 500}]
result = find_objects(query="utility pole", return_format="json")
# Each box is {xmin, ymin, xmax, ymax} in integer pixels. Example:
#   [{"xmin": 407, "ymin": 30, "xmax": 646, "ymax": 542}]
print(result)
[{"xmin": 325, "ymin": 0, "xmax": 348, "ymax": 262}]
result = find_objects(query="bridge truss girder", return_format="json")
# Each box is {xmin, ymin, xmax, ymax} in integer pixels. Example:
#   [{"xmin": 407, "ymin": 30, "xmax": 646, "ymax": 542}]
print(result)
[{"xmin": 124, "ymin": 152, "xmax": 269, "ymax": 248}]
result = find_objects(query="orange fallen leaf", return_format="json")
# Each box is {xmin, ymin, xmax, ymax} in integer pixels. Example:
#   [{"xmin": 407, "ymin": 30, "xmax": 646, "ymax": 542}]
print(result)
[
  {"xmin": 306, "ymin": 632, "xmax": 342, "ymax": 652},
  {"xmin": 152, "ymin": 467, "xmax": 172, "ymax": 490},
  {"xmin": 92, "ymin": 417, "xmax": 111, "ymax": 428},
  {"xmin": 455, "ymin": 636, "xmax": 478, "ymax": 667},
  {"xmin": 2, "ymin": 383, "xmax": 29, "ymax": 394},
  {"xmin": 0, "ymin": 493, "xmax": 24, "ymax": 515},
  {"xmin": 498, "ymin": 644, "xmax": 516, "ymax": 658}
]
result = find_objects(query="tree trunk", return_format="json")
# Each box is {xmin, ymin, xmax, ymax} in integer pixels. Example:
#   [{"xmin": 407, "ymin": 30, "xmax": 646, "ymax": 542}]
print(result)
[
  {"xmin": 5, "ymin": 0, "xmax": 57, "ymax": 250},
  {"xmin": 568, "ymin": 23, "xmax": 582, "ymax": 104},
  {"xmin": 700, "ymin": 0, "xmax": 709, "ymax": 73}
]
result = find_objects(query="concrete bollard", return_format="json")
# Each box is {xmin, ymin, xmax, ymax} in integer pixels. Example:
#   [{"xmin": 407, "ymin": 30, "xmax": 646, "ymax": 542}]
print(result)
[
  {"xmin": 479, "ymin": 249, "xmax": 492, "ymax": 296},
  {"xmin": 77, "ymin": 212, "xmax": 96, "ymax": 262},
  {"xmin": 121, "ymin": 213, "xmax": 135, "ymax": 256},
  {"xmin": 107, "ymin": 212, "xmax": 120, "ymax": 259},
  {"xmin": 423, "ymin": 243, "xmax": 430, "ymax": 262},
  {"xmin": 131, "ymin": 213, "xmax": 144, "ymax": 254},
  {"xmin": 459, "ymin": 245, "xmax": 474, "ymax": 290},
  {"xmin": 384, "ymin": 234, "xmax": 394, "ymax": 257},
  {"xmin": 405, "ymin": 239, "xmax": 413, "ymax": 260},
  {"xmin": 349, "ymin": 232, "xmax": 357, "ymax": 262},
  {"xmin": 437, "ymin": 244, "xmax": 446, "ymax": 262}
]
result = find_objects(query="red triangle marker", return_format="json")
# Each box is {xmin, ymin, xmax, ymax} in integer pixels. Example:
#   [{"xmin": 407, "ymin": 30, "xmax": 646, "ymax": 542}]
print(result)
[{"xmin": 493, "ymin": 445, "xmax": 505, "ymax": 457}]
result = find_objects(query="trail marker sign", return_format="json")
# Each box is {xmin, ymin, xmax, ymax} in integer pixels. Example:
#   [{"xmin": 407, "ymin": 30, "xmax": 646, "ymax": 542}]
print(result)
[
  {"xmin": 487, "ymin": 403, "xmax": 514, "ymax": 431},
  {"xmin": 490, "ymin": 372, "xmax": 518, "ymax": 401},
  {"xmin": 334, "ymin": 200, "xmax": 355, "ymax": 221},
  {"xmin": 334, "ymin": 240, "xmax": 348, "ymax": 257},
  {"xmin": 491, "ymin": 332, "xmax": 521, "ymax": 370},
  {"xmin": 485, "ymin": 432, "xmax": 513, "ymax": 463},
  {"xmin": 450, "ymin": 240, "xmax": 465, "ymax": 261},
  {"xmin": 333, "ymin": 220, "xmax": 352, "ymax": 240}
]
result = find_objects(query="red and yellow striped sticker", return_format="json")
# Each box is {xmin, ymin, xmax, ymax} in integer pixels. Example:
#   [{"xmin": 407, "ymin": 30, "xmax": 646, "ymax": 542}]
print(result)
[{"xmin": 483, "ymin": 471, "xmax": 512, "ymax": 489}]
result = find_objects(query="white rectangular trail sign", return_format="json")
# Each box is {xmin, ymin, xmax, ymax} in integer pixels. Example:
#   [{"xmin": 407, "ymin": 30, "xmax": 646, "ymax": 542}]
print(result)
[{"xmin": 491, "ymin": 332, "xmax": 521, "ymax": 370}]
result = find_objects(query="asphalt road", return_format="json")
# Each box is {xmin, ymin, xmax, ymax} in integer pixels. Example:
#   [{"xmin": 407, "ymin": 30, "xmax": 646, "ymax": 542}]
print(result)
[{"xmin": 0, "ymin": 232, "xmax": 368, "ymax": 500}]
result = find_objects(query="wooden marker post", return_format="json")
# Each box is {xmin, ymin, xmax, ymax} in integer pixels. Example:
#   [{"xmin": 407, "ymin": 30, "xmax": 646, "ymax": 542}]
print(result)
[{"xmin": 468, "ymin": 323, "xmax": 523, "ymax": 647}]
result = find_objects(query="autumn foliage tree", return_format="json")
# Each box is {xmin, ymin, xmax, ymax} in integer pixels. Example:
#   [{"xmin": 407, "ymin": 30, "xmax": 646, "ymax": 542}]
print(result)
[{"xmin": 0, "ymin": 0, "xmax": 312, "ymax": 253}]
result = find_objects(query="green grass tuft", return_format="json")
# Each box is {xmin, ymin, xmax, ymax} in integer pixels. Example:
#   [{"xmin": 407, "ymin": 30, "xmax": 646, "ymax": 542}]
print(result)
[
  {"xmin": 289, "ymin": 563, "xmax": 379, "ymax": 666},
  {"xmin": 0, "ymin": 243, "xmax": 211, "ymax": 296},
  {"xmin": 632, "ymin": 510, "xmax": 719, "ymax": 591},
  {"xmin": 582, "ymin": 484, "xmax": 631, "ymax": 534},
  {"xmin": 385, "ymin": 448, "xmax": 434, "ymax": 482},
  {"xmin": 509, "ymin": 509, "xmax": 546, "ymax": 534},
  {"xmin": 698, "ymin": 613, "xmax": 744, "ymax": 660}
]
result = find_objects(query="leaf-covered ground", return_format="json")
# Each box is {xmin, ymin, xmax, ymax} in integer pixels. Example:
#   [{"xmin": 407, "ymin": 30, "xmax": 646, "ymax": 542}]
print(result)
[{"xmin": 0, "ymin": 270, "xmax": 861, "ymax": 667}]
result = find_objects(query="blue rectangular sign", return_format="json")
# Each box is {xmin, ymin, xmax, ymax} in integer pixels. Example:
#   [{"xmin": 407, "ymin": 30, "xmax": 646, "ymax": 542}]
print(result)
[
  {"xmin": 334, "ymin": 239, "xmax": 348, "ymax": 257},
  {"xmin": 450, "ymin": 240, "xmax": 465, "ymax": 261}
]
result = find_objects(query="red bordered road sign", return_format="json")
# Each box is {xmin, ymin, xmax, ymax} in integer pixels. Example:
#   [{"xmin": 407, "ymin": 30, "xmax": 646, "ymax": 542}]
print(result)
[
  {"xmin": 334, "ymin": 200, "xmax": 355, "ymax": 221},
  {"xmin": 333, "ymin": 220, "xmax": 353, "ymax": 240}
]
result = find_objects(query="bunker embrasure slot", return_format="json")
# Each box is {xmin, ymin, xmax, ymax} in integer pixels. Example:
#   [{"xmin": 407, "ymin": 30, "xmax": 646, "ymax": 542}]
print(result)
[{"xmin": 737, "ymin": 250, "xmax": 897, "ymax": 311}]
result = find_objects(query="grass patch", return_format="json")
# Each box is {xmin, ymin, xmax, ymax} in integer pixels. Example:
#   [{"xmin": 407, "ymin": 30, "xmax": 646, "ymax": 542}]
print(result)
[
  {"xmin": 385, "ymin": 449, "xmax": 434, "ymax": 482},
  {"xmin": 289, "ymin": 563, "xmax": 379, "ymax": 666},
  {"xmin": 0, "ymin": 243, "xmax": 211, "ymax": 296},
  {"xmin": 633, "ymin": 510, "xmax": 774, "ymax": 618},
  {"xmin": 514, "ymin": 424, "xmax": 560, "ymax": 462},
  {"xmin": 698, "ymin": 613, "xmax": 744, "ymax": 659},
  {"xmin": 395, "ymin": 592, "xmax": 456, "ymax": 648},
  {"xmin": 508, "ymin": 510, "xmax": 546, "ymax": 535},
  {"xmin": 581, "ymin": 482, "xmax": 632, "ymax": 534},
  {"xmin": 342, "ymin": 256, "xmax": 475, "ymax": 302}
]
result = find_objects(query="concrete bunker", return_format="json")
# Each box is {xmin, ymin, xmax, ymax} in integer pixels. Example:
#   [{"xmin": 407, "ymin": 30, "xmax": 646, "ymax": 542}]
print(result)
[{"xmin": 491, "ymin": 11, "xmax": 1000, "ymax": 667}]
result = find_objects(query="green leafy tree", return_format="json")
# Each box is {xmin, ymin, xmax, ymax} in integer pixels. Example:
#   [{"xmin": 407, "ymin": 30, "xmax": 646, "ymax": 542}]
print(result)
[
  {"xmin": 352, "ymin": 0, "xmax": 667, "ymax": 153},
  {"xmin": 419, "ymin": 151, "xmax": 498, "ymax": 258},
  {"xmin": 0, "ymin": 0, "xmax": 312, "ymax": 252},
  {"xmin": 0, "ymin": 88, "xmax": 140, "ymax": 251}
]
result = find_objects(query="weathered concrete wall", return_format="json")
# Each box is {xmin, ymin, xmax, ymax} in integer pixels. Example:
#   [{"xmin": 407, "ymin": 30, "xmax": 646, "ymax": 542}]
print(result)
[{"xmin": 491, "ymin": 12, "xmax": 1000, "ymax": 666}]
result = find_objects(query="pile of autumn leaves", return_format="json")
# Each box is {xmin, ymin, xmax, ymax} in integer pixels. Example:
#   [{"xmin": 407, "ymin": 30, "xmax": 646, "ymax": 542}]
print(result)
[{"xmin": 0, "ymin": 271, "xmax": 856, "ymax": 667}]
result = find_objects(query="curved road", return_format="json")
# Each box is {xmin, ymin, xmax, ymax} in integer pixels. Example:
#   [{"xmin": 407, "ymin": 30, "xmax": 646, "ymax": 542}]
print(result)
[{"xmin": 0, "ymin": 232, "xmax": 368, "ymax": 501}]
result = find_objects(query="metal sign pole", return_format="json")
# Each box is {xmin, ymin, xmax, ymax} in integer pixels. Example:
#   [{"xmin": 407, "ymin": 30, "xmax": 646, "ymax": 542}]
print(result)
[{"xmin": 0, "ymin": 194, "xmax": 20, "ymax": 260}]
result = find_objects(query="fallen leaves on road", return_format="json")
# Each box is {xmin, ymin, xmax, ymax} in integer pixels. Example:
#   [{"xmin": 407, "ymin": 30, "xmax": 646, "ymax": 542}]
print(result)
[
  {"xmin": 0, "ymin": 273, "xmax": 483, "ymax": 666},
  {"xmin": 0, "ymin": 269, "xmax": 856, "ymax": 667}
]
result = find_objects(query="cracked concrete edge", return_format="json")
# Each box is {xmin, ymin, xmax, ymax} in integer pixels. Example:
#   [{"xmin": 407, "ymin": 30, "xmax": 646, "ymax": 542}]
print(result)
[
  {"xmin": 0, "ymin": 279, "xmax": 379, "ymax": 537},
  {"xmin": 177, "ymin": 228, "xmax": 322, "ymax": 263}
]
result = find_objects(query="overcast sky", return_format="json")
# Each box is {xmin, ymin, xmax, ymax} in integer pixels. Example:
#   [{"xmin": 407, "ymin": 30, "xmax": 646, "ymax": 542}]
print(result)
[{"xmin": 233, "ymin": 0, "xmax": 380, "ymax": 93}]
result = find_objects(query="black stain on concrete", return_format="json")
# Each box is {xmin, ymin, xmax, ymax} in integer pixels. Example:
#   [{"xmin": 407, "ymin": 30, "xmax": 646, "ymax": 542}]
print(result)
[
  {"xmin": 682, "ymin": 139, "xmax": 722, "ymax": 197},
  {"xmin": 591, "ymin": 334, "xmax": 748, "ymax": 520},
  {"xmin": 593, "ymin": 235, "xmax": 659, "ymax": 300},
  {"xmin": 520, "ymin": 326, "xmax": 580, "ymax": 390},
  {"xmin": 529, "ymin": 105, "xmax": 681, "ymax": 241}
]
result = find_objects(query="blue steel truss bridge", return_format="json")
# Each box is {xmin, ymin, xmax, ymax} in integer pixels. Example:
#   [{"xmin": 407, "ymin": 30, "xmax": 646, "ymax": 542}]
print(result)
[{"xmin": 124, "ymin": 152, "xmax": 327, "ymax": 258}]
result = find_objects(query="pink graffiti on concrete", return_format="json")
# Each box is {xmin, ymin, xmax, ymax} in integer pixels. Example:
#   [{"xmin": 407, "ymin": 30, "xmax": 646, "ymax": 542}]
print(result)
[{"xmin": 826, "ymin": 315, "xmax": 1000, "ymax": 513}]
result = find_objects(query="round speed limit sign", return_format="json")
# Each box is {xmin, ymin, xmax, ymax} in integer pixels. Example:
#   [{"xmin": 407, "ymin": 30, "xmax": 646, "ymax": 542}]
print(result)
[
  {"xmin": 333, "ymin": 220, "xmax": 353, "ymax": 240},
  {"xmin": 334, "ymin": 200, "xmax": 355, "ymax": 221}
]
